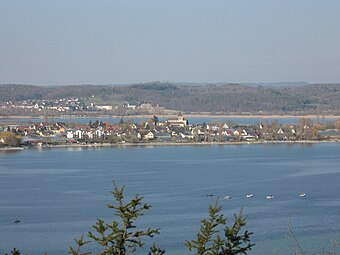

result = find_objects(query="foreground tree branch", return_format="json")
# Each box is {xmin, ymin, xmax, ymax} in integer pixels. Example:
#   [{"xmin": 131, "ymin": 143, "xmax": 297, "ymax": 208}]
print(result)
[{"xmin": 69, "ymin": 181, "xmax": 160, "ymax": 255}]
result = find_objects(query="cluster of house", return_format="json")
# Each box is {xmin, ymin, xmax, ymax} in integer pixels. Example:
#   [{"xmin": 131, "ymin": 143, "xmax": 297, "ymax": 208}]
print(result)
[
  {"xmin": 1, "ymin": 98, "xmax": 165, "ymax": 115},
  {"xmin": 1, "ymin": 115, "xmax": 332, "ymax": 147},
  {"xmin": 2, "ymin": 115, "xmax": 188, "ymax": 144},
  {"xmin": 3, "ymin": 98, "xmax": 85, "ymax": 112}
]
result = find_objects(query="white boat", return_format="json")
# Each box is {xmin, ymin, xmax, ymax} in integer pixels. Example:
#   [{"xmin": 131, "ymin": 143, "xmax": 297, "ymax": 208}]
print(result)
[
  {"xmin": 206, "ymin": 193, "xmax": 214, "ymax": 197},
  {"xmin": 246, "ymin": 193, "xmax": 254, "ymax": 198},
  {"xmin": 224, "ymin": 195, "xmax": 232, "ymax": 200},
  {"xmin": 299, "ymin": 193, "xmax": 306, "ymax": 197},
  {"xmin": 266, "ymin": 195, "xmax": 274, "ymax": 199}
]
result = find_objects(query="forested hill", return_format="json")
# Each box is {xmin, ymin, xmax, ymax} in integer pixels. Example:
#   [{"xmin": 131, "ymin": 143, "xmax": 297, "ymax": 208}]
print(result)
[{"xmin": 1, "ymin": 83, "xmax": 340, "ymax": 114}]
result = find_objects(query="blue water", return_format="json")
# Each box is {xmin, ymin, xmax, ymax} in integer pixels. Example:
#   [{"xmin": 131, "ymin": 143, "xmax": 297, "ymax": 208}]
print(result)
[{"xmin": 0, "ymin": 143, "xmax": 340, "ymax": 255}]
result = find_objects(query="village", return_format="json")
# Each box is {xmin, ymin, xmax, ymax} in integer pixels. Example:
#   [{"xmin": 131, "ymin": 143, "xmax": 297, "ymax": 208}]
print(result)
[
  {"xmin": 0, "ymin": 115, "xmax": 339, "ymax": 148},
  {"xmin": 0, "ymin": 97, "xmax": 170, "ymax": 116}
]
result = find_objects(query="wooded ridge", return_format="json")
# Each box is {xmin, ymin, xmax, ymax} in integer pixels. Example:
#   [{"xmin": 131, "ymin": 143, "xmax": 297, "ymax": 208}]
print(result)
[{"xmin": 1, "ymin": 82, "xmax": 339, "ymax": 114}]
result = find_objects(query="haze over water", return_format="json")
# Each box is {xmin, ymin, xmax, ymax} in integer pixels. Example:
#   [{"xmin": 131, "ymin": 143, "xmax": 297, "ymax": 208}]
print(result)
[{"xmin": 0, "ymin": 143, "xmax": 339, "ymax": 254}]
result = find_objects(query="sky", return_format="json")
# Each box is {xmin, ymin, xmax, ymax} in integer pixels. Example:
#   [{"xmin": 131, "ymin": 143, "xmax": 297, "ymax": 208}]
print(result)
[{"xmin": 1, "ymin": 0, "xmax": 340, "ymax": 85}]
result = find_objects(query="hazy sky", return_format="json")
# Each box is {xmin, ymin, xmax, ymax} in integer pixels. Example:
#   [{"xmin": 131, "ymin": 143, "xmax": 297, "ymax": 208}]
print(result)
[{"xmin": 1, "ymin": 0, "xmax": 340, "ymax": 85}]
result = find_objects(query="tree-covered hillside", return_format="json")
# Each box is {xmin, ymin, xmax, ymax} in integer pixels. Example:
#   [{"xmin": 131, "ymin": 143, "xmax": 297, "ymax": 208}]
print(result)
[{"xmin": 1, "ymin": 82, "xmax": 340, "ymax": 114}]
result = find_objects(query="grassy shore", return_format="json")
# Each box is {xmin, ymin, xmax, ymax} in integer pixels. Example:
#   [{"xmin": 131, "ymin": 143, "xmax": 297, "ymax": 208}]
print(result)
[{"xmin": 45, "ymin": 140, "xmax": 340, "ymax": 148}]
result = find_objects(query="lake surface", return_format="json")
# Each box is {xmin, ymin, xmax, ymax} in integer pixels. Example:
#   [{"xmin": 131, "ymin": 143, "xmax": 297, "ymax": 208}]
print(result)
[{"xmin": 0, "ymin": 143, "xmax": 340, "ymax": 254}]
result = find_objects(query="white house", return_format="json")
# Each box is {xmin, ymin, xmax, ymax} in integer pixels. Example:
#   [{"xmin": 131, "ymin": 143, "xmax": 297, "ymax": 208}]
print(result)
[
  {"xmin": 96, "ymin": 105, "xmax": 113, "ymax": 110},
  {"xmin": 143, "ymin": 131, "xmax": 155, "ymax": 140},
  {"xmin": 75, "ymin": 130, "xmax": 83, "ymax": 139},
  {"xmin": 95, "ymin": 129, "xmax": 104, "ymax": 138},
  {"xmin": 86, "ymin": 131, "xmax": 94, "ymax": 139},
  {"xmin": 66, "ymin": 131, "xmax": 74, "ymax": 139}
]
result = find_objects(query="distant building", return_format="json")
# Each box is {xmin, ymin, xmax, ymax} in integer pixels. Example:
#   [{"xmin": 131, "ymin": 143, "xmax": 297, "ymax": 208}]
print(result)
[
  {"xmin": 166, "ymin": 115, "xmax": 188, "ymax": 127},
  {"xmin": 95, "ymin": 105, "xmax": 113, "ymax": 110},
  {"xmin": 127, "ymin": 104, "xmax": 136, "ymax": 110},
  {"xmin": 140, "ymin": 103, "xmax": 153, "ymax": 109},
  {"xmin": 123, "ymin": 102, "xmax": 137, "ymax": 109},
  {"xmin": 143, "ymin": 131, "xmax": 155, "ymax": 140}
]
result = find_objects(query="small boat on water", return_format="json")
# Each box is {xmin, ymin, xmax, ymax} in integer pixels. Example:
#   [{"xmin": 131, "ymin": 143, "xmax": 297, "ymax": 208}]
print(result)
[
  {"xmin": 224, "ymin": 195, "xmax": 232, "ymax": 200},
  {"xmin": 246, "ymin": 193, "xmax": 254, "ymax": 198},
  {"xmin": 299, "ymin": 193, "xmax": 306, "ymax": 197},
  {"xmin": 266, "ymin": 195, "xmax": 274, "ymax": 199},
  {"xmin": 13, "ymin": 218, "xmax": 21, "ymax": 224},
  {"xmin": 206, "ymin": 193, "xmax": 214, "ymax": 197}
]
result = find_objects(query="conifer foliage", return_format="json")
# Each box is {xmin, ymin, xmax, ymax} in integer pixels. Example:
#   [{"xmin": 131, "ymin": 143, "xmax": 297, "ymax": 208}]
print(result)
[
  {"xmin": 185, "ymin": 201, "xmax": 254, "ymax": 255},
  {"xmin": 69, "ymin": 181, "xmax": 161, "ymax": 255}
]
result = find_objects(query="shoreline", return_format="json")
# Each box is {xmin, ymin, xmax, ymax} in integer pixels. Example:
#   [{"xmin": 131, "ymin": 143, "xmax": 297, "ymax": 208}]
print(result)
[
  {"xmin": 0, "ymin": 140, "xmax": 338, "ymax": 151},
  {"xmin": 183, "ymin": 114, "xmax": 340, "ymax": 119},
  {"xmin": 0, "ymin": 147, "xmax": 24, "ymax": 151}
]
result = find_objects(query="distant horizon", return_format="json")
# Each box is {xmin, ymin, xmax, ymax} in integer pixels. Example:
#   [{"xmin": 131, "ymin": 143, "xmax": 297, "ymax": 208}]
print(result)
[{"xmin": 2, "ymin": 80, "xmax": 340, "ymax": 87}]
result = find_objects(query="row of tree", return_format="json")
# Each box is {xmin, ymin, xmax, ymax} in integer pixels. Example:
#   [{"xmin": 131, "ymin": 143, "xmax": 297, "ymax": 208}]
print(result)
[{"xmin": 0, "ymin": 131, "xmax": 21, "ymax": 147}]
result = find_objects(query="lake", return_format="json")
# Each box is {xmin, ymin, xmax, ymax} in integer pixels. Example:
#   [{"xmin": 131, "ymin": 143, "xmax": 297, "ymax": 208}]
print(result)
[{"xmin": 0, "ymin": 143, "xmax": 340, "ymax": 254}]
